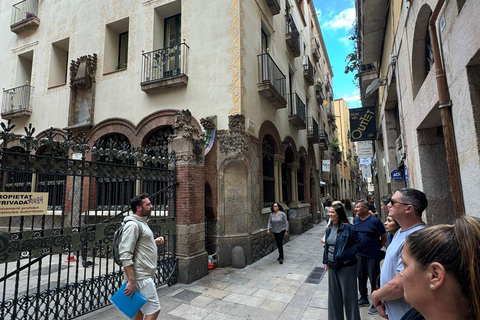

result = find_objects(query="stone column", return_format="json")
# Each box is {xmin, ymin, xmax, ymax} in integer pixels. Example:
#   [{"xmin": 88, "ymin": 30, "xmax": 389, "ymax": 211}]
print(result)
[
  {"xmin": 274, "ymin": 154, "xmax": 284, "ymax": 202},
  {"xmin": 289, "ymin": 162, "xmax": 300, "ymax": 207},
  {"xmin": 169, "ymin": 110, "xmax": 208, "ymax": 284}
]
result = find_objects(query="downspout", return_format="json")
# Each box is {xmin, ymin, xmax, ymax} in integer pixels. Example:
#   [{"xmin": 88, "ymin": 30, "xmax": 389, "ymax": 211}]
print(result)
[{"xmin": 429, "ymin": 0, "xmax": 464, "ymax": 216}]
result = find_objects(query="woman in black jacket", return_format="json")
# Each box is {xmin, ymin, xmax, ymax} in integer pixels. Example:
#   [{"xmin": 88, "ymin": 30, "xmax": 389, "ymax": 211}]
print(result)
[{"xmin": 323, "ymin": 203, "xmax": 361, "ymax": 320}]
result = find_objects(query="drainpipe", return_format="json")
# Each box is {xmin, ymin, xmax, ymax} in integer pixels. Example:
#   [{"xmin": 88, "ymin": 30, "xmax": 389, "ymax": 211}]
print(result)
[{"xmin": 429, "ymin": 0, "xmax": 464, "ymax": 217}]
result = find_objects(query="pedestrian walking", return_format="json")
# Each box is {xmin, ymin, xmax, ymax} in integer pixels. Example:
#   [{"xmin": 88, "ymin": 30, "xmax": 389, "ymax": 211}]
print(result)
[
  {"xmin": 267, "ymin": 202, "xmax": 289, "ymax": 264},
  {"xmin": 371, "ymin": 188, "xmax": 428, "ymax": 320},
  {"xmin": 323, "ymin": 203, "xmax": 361, "ymax": 320},
  {"xmin": 119, "ymin": 193, "xmax": 164, "ymax": 320}
]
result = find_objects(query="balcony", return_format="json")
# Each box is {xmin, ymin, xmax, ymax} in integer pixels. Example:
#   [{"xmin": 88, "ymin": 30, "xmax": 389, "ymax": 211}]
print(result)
[
  {"xmin": 257, "ymin": 53, "xmax": 287, "ymax": 109},
  {"xmin": 285, "ymin": 15, "xmax": 300, "ymax": 57},
  {"xmin": 10, "ymin": 0, "xmax": 39, "ymax": 34},
  {"xmin": 288, "ymin": 93, "xmax": 306, "ymax": 129},
  {"xmin": 306, "ymin": 117, "xmax": 319, "ymax": 144},
  {"xmin": 318, "ymin": 130, "xmax": 329, "ymax": 150},
  {"xmin": 303, "ymin": 56, "xmax": 314, "ymax": 86},
  {"xmin": 311, "ymin": 38, "xmax": 320, "ymax": 62},
  {"xmin": 2, "ymin": 84, "xmax": 33, "ymax": 119},
  {"xmin": 332, "ymin": 150, "xmax": 342, "ymax": 162},
  {"xmin": 141, "ymin": 43, "xmax": 189, "ymax": 92},
  {"xmin": 264, "ymin": 0, "xmax": 280, "ymax": 15},
  {"xmin": 315, "ymin": 85, "xmax": 325, "ymax": 105},
  {"xmin": 359, "ymin": 62, "xmax": 378, "ymax": 107},
  {"xmin": 325, "ymin": 80, "xmax": 334, "ymax": 100}
]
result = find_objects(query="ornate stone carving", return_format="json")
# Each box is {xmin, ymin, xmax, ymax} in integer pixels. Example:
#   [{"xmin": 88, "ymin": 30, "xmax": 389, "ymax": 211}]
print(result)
[
  {"xmin": 218, "ymin": 114, "xmax": 248, "ymax": 157},
  {"xmin": 172, "ymin": 109, "xmax": 200, "ymax": 140},
  {"xmin": 70, "ymin": 54, "xmax": 97, "ymax": 89},
  {"xmin": 200, "ymin": 116, "xmax": 216, "ymax": 130}
]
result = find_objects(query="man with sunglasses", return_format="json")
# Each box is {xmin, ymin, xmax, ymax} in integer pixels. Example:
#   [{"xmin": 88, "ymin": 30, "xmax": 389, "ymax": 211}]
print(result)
[{"xmin": 371, "ymin": 188, "xmax": 428, "ymax": 320}]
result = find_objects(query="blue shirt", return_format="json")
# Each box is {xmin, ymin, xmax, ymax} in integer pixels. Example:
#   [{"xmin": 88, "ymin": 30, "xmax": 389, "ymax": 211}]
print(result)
[{"xmin": 354, "ymin": 215, "xmax": 386, "ymax": 258}]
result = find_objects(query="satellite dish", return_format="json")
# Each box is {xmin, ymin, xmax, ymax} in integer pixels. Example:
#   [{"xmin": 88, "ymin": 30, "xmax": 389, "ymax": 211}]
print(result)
[{"xmin": 365, "ymin": 78, "xmax": 386, "ymax": 98}]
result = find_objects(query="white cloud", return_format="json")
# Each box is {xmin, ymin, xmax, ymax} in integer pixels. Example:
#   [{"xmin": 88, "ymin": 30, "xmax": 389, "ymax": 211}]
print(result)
[
  {"xmin": 342, "ymin": 89, "xmax": 360, "ymax": 102},
  {"xmin": 322, "ymin": 8, "xmax": 356, "ymax": 30}
]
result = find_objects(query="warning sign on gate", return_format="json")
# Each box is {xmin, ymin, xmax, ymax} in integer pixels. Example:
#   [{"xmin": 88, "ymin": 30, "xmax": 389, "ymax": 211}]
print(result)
[{"xmin": 0, "ymin": 192, "xmax": 49, "ymax": 216}]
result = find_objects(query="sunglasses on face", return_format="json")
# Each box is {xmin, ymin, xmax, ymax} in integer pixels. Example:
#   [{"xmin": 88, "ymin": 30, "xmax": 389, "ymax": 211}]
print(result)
[{"xmin": 389, "ymin": 199, "xmax": 417, "ymax": 207}]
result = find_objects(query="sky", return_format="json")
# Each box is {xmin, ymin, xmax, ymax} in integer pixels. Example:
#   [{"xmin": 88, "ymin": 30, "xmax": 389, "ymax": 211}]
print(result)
[{"xmin": 312, "ymin": 0, "xmax": 361, "ymax": 109}]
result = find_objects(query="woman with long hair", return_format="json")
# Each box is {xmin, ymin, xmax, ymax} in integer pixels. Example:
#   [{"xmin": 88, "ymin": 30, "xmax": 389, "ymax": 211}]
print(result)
[
  {"xmin": 323, "ymin": 203, "xmax": 361, "ymax": 320},
  {"xmin": 399, "ymin": 216, "xmax": 480, "ymax": 320},
  {"xmin": 267, "ymin": 202, "xmax": 289, "ymax": 264}
]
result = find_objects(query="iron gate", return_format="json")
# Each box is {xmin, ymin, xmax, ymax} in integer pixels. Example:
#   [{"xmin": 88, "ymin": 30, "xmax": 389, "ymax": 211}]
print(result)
[{"xmin": 0, "ymin": 125, "xmax": 178, "ymax": 320}]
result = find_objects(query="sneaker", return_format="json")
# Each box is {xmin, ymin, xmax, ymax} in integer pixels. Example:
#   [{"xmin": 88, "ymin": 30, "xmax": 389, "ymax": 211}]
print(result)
[
  {"xmin": 279, "ymin": 258, "xmax": 284, "ymax": 264},
  {"xmin": 368, "ymin": 305, "xmax": 378, "ymax": 314},
  {"xmin": 358, "ymin": 298, "xmax": 369, "ymax": 307}
]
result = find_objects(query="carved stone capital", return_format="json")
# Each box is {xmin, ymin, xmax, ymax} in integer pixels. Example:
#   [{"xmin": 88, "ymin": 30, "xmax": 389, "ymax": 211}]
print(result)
[
  {"xmin": 273, "ymin": 154, "xmax": 285, "ymax": 164},
  {"xmin": 200, "ymin": 116, "xmax": 217, "ymax": 130},
  {"xmin": 70, "ymin": 54, "xmax": 97, "ymax": 89},
  {"xmin": 218, "ymin": 114, "xmax": 248, "ymax": 160},
  {"xmin": 172, "ymin": 109, "xmax": 200, "ymax": 140}
]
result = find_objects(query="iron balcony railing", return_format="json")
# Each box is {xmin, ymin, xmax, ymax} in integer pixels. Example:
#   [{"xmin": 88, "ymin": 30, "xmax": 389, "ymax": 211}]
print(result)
[
  {"xmin": 258, "ymin": 52, "xmax": 286, "ymax": 98},
  {"xmin": 307, "ymin": 117, "xmax": 319, "ymax": 140},
  {"xmin": 2, "ymin": 84, "xmax": 33, "ymax": 115},
  {"xmin": 303, "ymin": 55, "xmax": 314, "ymax": 84},
  {"xmin": 285, "ymin": 14, "xmax": 300, "ymax": 52},
  {"xmin": 289, "ymin": 92, "xmax": 306, "ymax": 123},
  {"xmin": 319, "ymin": 129, "xmax": 329, "ymax": 145},
  {"xmin": 141, "ymin": 43, "xmax": 189, "ymax": 84},
  {"xmin": 11, "ymin": 0, "xmax": 38, "ymax": 26}
]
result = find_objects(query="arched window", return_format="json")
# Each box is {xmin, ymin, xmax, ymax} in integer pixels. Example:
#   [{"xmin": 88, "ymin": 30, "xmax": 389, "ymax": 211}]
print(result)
[
  {"xmin": 94, "ymin": 133, "xmax": 135, "ymax": 210},
  {"xmin": 4, "ymin": 146, "xmax": 32, "ymax": 193},
  {"xmin": 412, "ymin": 5, "xmax": 433, "ymax": 98},
  {"xmin": 262, "ymin": 136, "xmax": 275, "ymax": 207},
  {"xmin": 36, "ymin": 145, "xmax": 67, "ymax": 210}
]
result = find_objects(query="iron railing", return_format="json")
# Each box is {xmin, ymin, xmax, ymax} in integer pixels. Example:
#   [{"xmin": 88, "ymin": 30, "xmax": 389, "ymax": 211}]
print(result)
[
  {"xmin": 0, "ymin": 126, "xmax": 179, "ymax": 320},
  {"xmin": 141, "ymin": 43, "xmax": 189, "ymax": 84},
  {"xmin": 307, "ymin": 117, "xmax": 319, "ymax": 141},
  {"xmin": 11, "ymin": 0, "xmax": 38, "ymax": 26},
  {"xmin": 2, "ymin": 84, "xmax": 33, "ymax": 115},
  {"xmin": 285, "ymin": 14, "xmax": 300, "ymax": 52},
  {"xmin": 319, "ymin": 129, "xmax": 329, "ymax": 145},
  {"xmin": 303, "ymin": 55, "xmax": 314, "ymax": 82},
  {"xmin": 289, "ymin": 92, "xmax": 306, "ymax": 123},
  {"xmin": 258, "ymin": 52, "xmax": 286, "ymax": 98}
]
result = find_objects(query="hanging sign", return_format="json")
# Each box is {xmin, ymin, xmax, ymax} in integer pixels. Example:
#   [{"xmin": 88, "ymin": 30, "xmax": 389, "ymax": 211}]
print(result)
[
  {"xmin": 350, "ymin": 107, "xmax": 377, "ymax": 141},
  {"xmin": 322, "ymin": 160, "xmax": 330, "ymax": 172}
]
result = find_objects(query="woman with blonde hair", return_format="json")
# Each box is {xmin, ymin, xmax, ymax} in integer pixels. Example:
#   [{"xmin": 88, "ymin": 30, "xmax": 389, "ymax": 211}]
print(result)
[{"xmin": 399, "ymin": 215, "xmax": 480, "ymax": 320}]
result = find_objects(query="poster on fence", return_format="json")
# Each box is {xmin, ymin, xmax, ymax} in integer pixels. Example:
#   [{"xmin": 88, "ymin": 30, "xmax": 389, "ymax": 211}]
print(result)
[{"xmin": 0, "ymin": 192, "xmax": 49, "ymax": 217}]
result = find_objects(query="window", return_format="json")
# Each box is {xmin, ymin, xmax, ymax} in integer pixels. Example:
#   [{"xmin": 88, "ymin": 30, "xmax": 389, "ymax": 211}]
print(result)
[
  {"xmin": 103, "ymin": 18, "xmax": 129, "ymax": 73},
  {"xmin": 261, "ymin": 29, "xmax": 268, "ymax": 53},
  {"xmin": 48, "ymin": 38, "xmax": 69, "ymax": 87},
  {"xmin": 16, "ymin": 50, "xmax": 33, "ymax": 86}
]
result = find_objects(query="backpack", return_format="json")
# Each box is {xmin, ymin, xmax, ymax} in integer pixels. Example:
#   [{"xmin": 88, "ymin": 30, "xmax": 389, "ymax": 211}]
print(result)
[{"xmin": 113, "ymin": 219, "xmax": 143, "ymax": 266}]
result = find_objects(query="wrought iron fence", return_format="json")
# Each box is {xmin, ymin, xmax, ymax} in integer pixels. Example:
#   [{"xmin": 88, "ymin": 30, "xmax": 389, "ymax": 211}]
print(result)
[
  {"xmin": 289, "ymin": 92, "xmax": 306, "ymax": 123},
  {"xmin": 319, "ymin": 129, "xmax": 329, "ymax": 146},
  {"xmin": 303, "ymin": 56, "xmax": 314, "ymax": 81},
  {"xmin": 307, "ymin": 117, "xmax": 319, "ymax": 141},
  {"xmin": 2, "ymin": 84, "xmax": 33, "ymax": 116},
  {"xmin": 257, "ymin": 52, "xmax": 286, "ymax": 98},
  {"xmin": 285, "ymin": 14, "xmax": 300, "ymax": 52},
  {"xmin": 11, "ymin": 0, "xmax": 38, "ymax": 26},
  {"xmin": 141, "ymin": 43, "xmax": 189, "ymax": 84},
  {"xmin": 0, "ymin": 124, "xmax": 178, "ymax": 320}
]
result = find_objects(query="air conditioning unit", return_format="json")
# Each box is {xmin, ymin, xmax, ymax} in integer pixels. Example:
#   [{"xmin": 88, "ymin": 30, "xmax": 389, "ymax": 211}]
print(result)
[{"xmin": 389, "ymin": 54, "xmax": 397, "ymax": 66}]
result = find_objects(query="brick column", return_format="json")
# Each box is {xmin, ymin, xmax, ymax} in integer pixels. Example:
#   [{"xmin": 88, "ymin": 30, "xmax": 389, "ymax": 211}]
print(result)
[{"xmin": 169, "ymin": 110, "xmax": 208, "ymax": 284}]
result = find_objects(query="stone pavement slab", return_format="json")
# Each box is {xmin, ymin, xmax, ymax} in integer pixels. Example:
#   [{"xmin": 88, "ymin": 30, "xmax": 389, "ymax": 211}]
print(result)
[{"xmin": 77, "ymin": 222, "xmax": 383, "ymax": 320}]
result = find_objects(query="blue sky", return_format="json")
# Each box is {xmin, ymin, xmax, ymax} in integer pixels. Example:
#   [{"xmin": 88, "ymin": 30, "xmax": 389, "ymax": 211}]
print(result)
[{"xmin": 312, "ymin": 0, "xmax": 361, "ymax": 109}]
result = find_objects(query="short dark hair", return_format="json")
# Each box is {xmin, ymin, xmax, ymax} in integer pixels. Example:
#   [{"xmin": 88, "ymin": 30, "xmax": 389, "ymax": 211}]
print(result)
[
  {"xmin": 367, "ymin": 194, "xmax": 374, "ymax": 201},
  {"xmin": 271, "ymin": 202, "xmax": 284, "ymax": 212},
  {"xmin": 131, "ymin": 193, "xmax": 149, "ymax": 213},
  {"xmin": 356, "ymin": 200, "xmax": 369, "ymax": 209},
  {"xmin": 381, "ymin": 195, "xmax": 391, "ymax": 206},
  {"xmin": 397, "ymin": 188, "xmax": 428, "ymax": 216}
]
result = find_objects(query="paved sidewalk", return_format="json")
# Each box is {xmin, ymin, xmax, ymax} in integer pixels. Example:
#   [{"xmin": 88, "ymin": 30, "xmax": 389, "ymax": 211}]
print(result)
[{"xmin": 78, "ymin": 222, "xmax": 381, "ymax": 319}]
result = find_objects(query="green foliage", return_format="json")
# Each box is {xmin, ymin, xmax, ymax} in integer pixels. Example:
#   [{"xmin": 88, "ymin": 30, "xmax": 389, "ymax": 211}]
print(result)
[{"xmin": 344, "ymin": 22, "xmax": 360, "ymax": 85}]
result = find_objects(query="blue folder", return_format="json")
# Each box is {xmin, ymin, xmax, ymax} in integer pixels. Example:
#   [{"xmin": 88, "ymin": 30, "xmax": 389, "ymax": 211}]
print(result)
[{"xmin": 110, "ymin": 282, "xmax": 147, "ymax": 319}]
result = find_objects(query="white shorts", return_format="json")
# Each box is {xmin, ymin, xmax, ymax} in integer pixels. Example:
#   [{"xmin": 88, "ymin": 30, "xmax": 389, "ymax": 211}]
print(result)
[{"xmin": 135, "ymin": 278, "xmax": 161, "ymax": 315}]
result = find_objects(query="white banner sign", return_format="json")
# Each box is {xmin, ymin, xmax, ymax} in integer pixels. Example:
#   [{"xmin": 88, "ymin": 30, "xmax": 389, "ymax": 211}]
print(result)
[
  {"xmin": 0, "ymin": 192, "xmax": 49, "ymax": 217},
  {"xmin": 322, "ymin": 160, "xmax": 330, "ymax": 172},
  {"xmin": 360, "ymin": 158, "xmax": 371, "ymax": 165},
  {"xmin": 357, "ymin": 141, "xmax": 374, "ymax": 158},
  {"xmin": 361, "ymin": 164, "xmax": 372, "ymax": 178}
]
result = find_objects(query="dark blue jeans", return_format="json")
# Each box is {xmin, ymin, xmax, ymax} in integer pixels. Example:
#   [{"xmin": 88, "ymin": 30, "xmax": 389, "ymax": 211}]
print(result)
[{"xmin": 274, "ymin": 230, "xmax": 286, "ymax": 259}]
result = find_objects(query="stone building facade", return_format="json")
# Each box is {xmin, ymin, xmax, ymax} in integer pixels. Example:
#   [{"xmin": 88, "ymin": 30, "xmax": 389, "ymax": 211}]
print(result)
[
  {"xmin": 356, "ymin": 0, "xmax": 480, "ymax": 221},
  {"xmin": 1, "ymin": 0, "xmax": 339, "ymax": 282}
]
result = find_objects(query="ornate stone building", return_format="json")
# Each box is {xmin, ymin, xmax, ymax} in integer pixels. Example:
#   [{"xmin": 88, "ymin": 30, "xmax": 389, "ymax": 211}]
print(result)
[{"xmin": 1, "ymin": 0, "xmax": 337, "ymax": 281}]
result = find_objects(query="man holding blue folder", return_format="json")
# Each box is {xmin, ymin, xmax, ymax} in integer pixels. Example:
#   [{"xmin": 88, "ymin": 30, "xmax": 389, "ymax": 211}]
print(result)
[{"xmin": 119, "ymin": 193, "xmax": 164, "ymax": 320}]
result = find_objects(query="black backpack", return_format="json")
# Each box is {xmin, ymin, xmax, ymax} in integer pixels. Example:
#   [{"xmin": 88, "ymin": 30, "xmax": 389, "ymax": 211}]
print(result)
[{"xmin": 113, "ymin": 219, "xmax": 143, "ymax": 266}]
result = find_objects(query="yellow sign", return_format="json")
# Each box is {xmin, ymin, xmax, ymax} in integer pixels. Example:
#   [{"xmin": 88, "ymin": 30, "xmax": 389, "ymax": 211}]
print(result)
[{"xmin": 0, "ymin": 192, "xmax": 49, "ymax": 217}]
